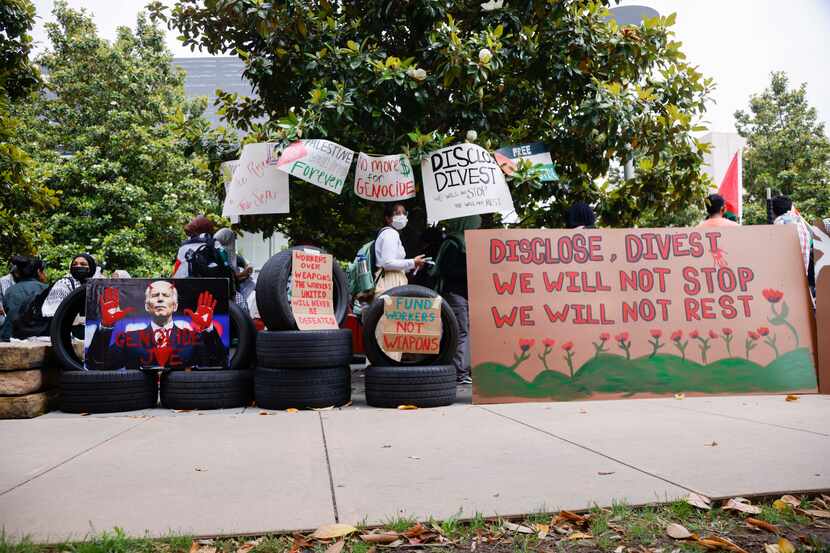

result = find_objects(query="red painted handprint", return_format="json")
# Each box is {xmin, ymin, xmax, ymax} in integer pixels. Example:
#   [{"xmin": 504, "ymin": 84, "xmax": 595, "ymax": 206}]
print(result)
[
  {"xmin": 100, "ymin": 287, "xmax": 135, "ymax": 327},
  {"xmin": 184, "ymin": 291, "xmax": 216, "ymax": 332}
]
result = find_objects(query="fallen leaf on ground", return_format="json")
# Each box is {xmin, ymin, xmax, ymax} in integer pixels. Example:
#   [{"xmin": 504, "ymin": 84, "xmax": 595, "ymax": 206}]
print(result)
[
  {"xmin": 311, "ymin": 523, "xmax": 358, "ymax": 539},
  {"xmin": 360, "ymin": 533, "xmax": 399, "ymax": 544},
  {"xmin": 408, "ymin": 455, "xmax": 421, "ymax": 460},
  {"xmin": 403, "ymin": 523, "xmax": 429, "ymax": 538},
  {"xmin": 325, "ymin": 541, "xmax": 345, "ymax": 553},
  {"xmin": 79, "ymin": 412, "xmax": 90, "ymax": 416},
  {"xmin": 813, "ymin": 497, "xmax": 829, "ymax": 509},
  {"xmin": 312, "ymin": 405, "xmax": 335, "ymax": 411},
  {"xmin": 236, "ymin": 539, "xmax": 262, "ymax": 553},
  {"xmin": 777, "ymin": 537, "xmax": 795, "ymax": 553},
  {"xmin": 746, "ymin": 518, "xmax": 779, "ymax": 533},
  {"xmin": 554, "ymin": 510, "xmax": 589, "ymax": 525},
  {"xmin": 674, "ymin": 393, "xmax": 685, "ymax": 400},
  {"xmin": 704, "ymin": 441, "xmax": 718, "ymax": 447},
  {"xmin": 685, "ymin": 492, "xmax": 712, "ymax": 510},
  {"xmin": 697, "ymin": 535, "xmax": 749, "ymax": 553},
  {"xmin": 614, "ymin": 547, "xmax": 624, "ymax": 553},
  {"xmin": 802, "ymin": 508, "xmax": 830, "ymax": 518},
  {"xmin": 666, "ymin": 523, "xmax": 692, "ymax": 539},
  {"xmin": 189, "ymin": 543, "xmax": 215, "ymax": 553},
  {"xmin": 566, "ymin": 531, "xmax": 593, "ymax": 541},
  {"xmin": 531, "ymin": 523, "xmax": 549, "ymax": 539},
  {"xmin": 723, "ymin": 497, "xmax": 762, "ymax": 514},
  {"xmin": 503, "ymin": 521, "xmax": 534, "ymax": 534},
  {"xmin": 764, "ymin": 544, "xmax": 780, "ymax": 553},
  {"xmin": 194, "ymin": 466, "xmax": 207, "ymax": 472},
  {"xmin": 258, "ymin": 411, "xmax": 272, "ymax": 416},
  {"xmin": 785, "ymin": 394, "xmax": 798, "ymax": 401},
  {"xmin": 398, "ymin": 405, "xmax": 418, "ymax": 410},
  {"xmin": 598, "ymin": 471, "xmax": 616, "ymax": 476},
  {"xmin": 286, "ymin": 408, "xmax": 299, "ymax": 413},
  {"xmin": 780, "ymin": 495, "xmax": 801, "ymax": 508},
  {"xmin": 174, "ymin": 409, "xmax": 193, "ymax": 413},
  {"xmin": 773, "ymin": 500, "xmax": 789, "ymax": 511}
]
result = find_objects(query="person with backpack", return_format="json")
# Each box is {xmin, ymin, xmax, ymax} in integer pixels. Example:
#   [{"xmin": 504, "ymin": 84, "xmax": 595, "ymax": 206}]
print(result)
[
  {"xmin": 0, "ymin": 257, "xmax": 48, "ymax": 341},
  {"xmin": 431, "ymin": 215, "xmax": 481, "ymax": 384},
  {"xmin": 375, "ymin": 203, "xmax": 427, "ymax": 294},
  {"xmin": 172, "ymin": 215, "xmax": 221, "ymax": 278}
]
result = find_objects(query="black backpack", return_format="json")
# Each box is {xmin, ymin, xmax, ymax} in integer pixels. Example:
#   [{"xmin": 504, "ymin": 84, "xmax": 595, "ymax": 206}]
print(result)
[
  {"xmin": 185, "ymin": 238, "xmax": 235, "ymax": 282},
  {"xmin": 12, "ymin": 285, "xmax": 53, "ymax": 339}
]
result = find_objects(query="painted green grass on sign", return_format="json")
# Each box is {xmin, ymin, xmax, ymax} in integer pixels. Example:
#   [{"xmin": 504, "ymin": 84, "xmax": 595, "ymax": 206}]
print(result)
[{"xmin": 474, "ymin": 347, "xmax": 816, "ymax": 400}]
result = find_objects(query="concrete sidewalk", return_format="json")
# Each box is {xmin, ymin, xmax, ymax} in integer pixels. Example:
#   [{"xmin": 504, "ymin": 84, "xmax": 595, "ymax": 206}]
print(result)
[{"xmin": 1, "ymin": 389, "xmax": 828, "ymax": 543}]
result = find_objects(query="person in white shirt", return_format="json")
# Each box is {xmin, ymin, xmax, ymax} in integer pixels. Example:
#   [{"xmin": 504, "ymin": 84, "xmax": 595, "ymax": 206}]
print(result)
[{"xmin": 374, "ymin": 203, "xmax": 426, "ymax": 294}]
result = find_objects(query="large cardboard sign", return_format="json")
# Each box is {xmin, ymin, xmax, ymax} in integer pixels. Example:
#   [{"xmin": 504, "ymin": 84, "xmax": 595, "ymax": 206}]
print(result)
[
  {"xmin": 290, "ymin": 250, "xmax": 338, "ymax": 330},
  {"xmin": 466, "ymin": 226, "xmax": 818, "ymax": 404},
  {"xmin": 84, "ymin": 279, "xmax": 230, "ymax": 370},
  {"xmin": 354, "ymin": 152, "xmax": 416, "ymax": 201},
  {"xmin": 495, "ymin": 142, "xmax": 558, "ymax": 182},
  {"xmin": 811, "ymin": 219, "xmax": 830, "ymax": 393},
  {"xmin": 380, "ymin": 296, "xmax": 442, "ymax": 353},
  {"xmin": 222, "ymin": 143, "xmax": 290, "ymax": 217},
  {"xmin": 277, "ymin": 139, "xmax": 355, "ymax": 194},
  {"xmin": 421, "ymin": 143, "xmax": 515, "ymax": 224}
]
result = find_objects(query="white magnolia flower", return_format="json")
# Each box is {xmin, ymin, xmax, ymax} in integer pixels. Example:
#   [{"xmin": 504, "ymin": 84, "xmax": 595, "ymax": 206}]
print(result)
[
  {"xmin": 466, "ymin": 130, "xmax": 478, "ymax": 142},
  {"xmin": 410, "ymin": 68, "xmax": 427, "ymax": 81},
  {"xmin": 480, "ymin": 0, "xmax": 504, "ymax": 12},
  {"xmin": 478, "ymin": 48, "xmax": 492, "ymax": 64}
]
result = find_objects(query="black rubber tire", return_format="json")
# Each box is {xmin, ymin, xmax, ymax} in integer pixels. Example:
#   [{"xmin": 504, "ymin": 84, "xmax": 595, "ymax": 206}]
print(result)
[
  {"xmin": 255, "ymin": 246, "xmax": 349, "ymax": 331},
  {"xmin": 60, "ymin": 370, "xmax": 158, "ymax": 413},
  {"xmin": 160, "ymin": 370, "xmax": 253, "ymax": 409},
  {"xmin": 362, "ymin": 285, "xmax": 459, "ymax": 367},
  {"xmin": 256, "ymin": 329, "xmax": 352, "ymax": 368},
  {"xmin": 50, "ymin": 286, "xmax": 86, "ymax": 372},
  {"xmin": 50, "ymin": 287, "xmax": 255, "ymax": 371},
  {"xmin": 254, "ymin": 366, "xmax": 351, "ymax": 409},
  {"xmin": 365, "ymin": 365, "xmax": 457, "ymax": 408}
]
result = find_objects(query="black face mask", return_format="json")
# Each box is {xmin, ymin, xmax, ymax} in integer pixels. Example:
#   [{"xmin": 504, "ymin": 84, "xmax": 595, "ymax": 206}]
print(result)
[{"xmin": 70, "ymin": 266, "xmax": 92, "ymax": 282}]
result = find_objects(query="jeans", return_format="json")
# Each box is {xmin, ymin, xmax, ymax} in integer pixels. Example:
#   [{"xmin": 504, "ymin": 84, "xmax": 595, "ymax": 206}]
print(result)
[{"xmin": 445, "ymin": 292, "xmax": 469, "ymax": 378}]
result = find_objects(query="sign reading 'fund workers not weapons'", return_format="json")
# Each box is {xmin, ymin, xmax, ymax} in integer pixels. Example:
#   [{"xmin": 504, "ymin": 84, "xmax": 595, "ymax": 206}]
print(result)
[
  {"xmin": 421, "ymin": 143, "xmax": 515, "ymax": 224},
  {"xmin": 276, "ymin": 139, "xmax": 355, "ymax": 194}
]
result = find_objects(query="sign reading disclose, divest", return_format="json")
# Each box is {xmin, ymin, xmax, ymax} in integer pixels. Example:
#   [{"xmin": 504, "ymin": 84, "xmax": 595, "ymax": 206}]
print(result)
[
  {"xmin": 290, "ymin": 250, "xmax": 338, "ymax": 331},
  {"xmin": 466, "ymin": 226, "xmax": 818, "ymax": 404},
  {"xmin": 276, "ymin": 139, "xmax": 355, "ymax": 194},
  {"xmin": 380, "ymin": 296, "xmax": 442, "ymax": 354},
  {"xmin": 354, "ymin": 152, "xmax": 416, "ymax": 201},
  {"xmin": 421, "ymin": 143, "xmax": 515, "ymax": 224},
  {"xmin": 222, "ymin": 143, "xmax": 289, "ymax": 217}
]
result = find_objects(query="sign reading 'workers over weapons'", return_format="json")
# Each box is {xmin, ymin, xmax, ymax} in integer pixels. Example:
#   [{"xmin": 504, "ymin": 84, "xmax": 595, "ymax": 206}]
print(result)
[
  {"xmin": 421, "ymin": 143, "xmax": 515, "ymax": 224},
  {"xmin": 290, "ymin": 250, "xmax": 339, "ymax": 331},
  {"xmin": 466, "ymin": 226, "xmax": 818, "ymax": 404},
  {"xmin": 277, "ymin": 139, "xmax": 355, "ymax": 194}
]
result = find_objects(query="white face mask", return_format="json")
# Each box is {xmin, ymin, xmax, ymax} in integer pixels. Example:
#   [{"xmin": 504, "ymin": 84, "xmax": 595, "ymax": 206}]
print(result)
[{"xmin": 391, "ymin": 214, "xmax": 408, "ymax": 230}]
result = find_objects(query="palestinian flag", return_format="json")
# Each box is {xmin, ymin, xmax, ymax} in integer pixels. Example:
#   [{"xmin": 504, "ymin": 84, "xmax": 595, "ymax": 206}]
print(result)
[{"xmin": 717, "ymin": 151, "xmax": 742, "ymax": 222}]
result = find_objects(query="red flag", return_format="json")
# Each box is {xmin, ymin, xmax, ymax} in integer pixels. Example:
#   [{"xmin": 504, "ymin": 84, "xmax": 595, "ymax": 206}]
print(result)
[{"xmin": 717, "ymin": 152, "xmax": 741, "ymax": 221}]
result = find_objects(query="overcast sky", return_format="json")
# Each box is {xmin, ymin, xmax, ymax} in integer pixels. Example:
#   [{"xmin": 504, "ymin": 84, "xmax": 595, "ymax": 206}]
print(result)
[{"xmin": 29, "ymin": 0, "xmax": 830, "ymax": 135}]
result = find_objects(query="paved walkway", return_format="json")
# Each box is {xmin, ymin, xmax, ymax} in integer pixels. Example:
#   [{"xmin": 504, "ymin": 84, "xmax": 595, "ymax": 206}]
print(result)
[{"xmin": 1, "ymin": 379, "xmax": 828, "ymax": 543}]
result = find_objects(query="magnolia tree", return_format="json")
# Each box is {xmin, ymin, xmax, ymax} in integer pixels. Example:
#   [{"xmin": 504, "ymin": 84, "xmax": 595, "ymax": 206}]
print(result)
[{"xmin": 151, "ymin": 0, "xmax": 714, "ymax": 258}]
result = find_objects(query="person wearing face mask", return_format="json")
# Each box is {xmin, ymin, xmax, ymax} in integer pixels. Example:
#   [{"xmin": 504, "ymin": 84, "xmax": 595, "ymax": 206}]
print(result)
[
  {"xmin": 41, "ymin": 253, "xmax": 99, "ymax": 318},
  {"xmin": 374, "ymin": 203, "xmax": 426, "ymax": 295}
]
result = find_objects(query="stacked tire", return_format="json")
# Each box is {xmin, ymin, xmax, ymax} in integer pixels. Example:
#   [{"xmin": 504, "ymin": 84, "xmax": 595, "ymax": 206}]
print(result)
[
  {"xmin": 254, "ymin": 247, "xmax": 353, "ymax": 409},
  {"xmin": 361, "ymin": 285, "xmax": 459, "ymax": 408}
]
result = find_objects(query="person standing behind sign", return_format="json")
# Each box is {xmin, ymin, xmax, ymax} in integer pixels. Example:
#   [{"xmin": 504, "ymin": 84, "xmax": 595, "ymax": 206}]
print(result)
[
  {"xmin": 41, "ymin": 253, "xmax": 98, "ymax": 318},
  {"xmin": 374, "ymin": 203, "xmax": 426, "ymax": 294},
  {"xmin": 772, "ymin": 195, "xmax": 813, "ymax": 287},
  {"xmin": 0, "ymin": 257, "xmax": 47, "ymax": 342},
  {"xmin": 432, "ymin": 215, "xmax": 481, "ymax": 385},
  {"xmin": 697, "ymin": 194, "xmax": 740, "ymax": 228},
  {"xmin": 566, "ymin": 202, "xmax": 597, "ymax": 229}
]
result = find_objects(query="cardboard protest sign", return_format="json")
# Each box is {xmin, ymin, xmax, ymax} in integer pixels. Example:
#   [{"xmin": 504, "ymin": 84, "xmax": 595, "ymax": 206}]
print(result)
[
  {"xmin": 276, "ymin": 139, "xmax": 355, "ymax": 194},
  {"xmin": 421, "ymin": 143, "xmax": 515, "ymax": 224},
  {"xmin": 354, "ymin": 152, "xmax": 416, "ymax": 201},
  {"xmin": 380, "ymin": 296, "xmax": 442, "ymax": 353},
  {"xmin": 466, "ymin": 226, "xmax": 818, "ymax": 404},
  {"xmin": 84, "ymin": 279, "xmax": 231, "ymax": 370},
  {"xmin": 222, "ymin": 143, "xmax": 289, "ymax": 217},
  {"xmin": 811, "ymin": 219, "xmax": 830, "ymax": 393},
  {"xmin": 495, "ymin": 142, "xmax": 558, "ymax": 182},
  {"xmin": 290, "ymin": 250, "xmax": 339, "ymax": 330}
]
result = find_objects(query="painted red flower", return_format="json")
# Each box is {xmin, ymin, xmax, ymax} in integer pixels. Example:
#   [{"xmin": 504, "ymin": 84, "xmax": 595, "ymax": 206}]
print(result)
[
  {"xmin": 708, "ymin": 329, "xmax": 718, "ymax": 339},
  {"xmin": 543, "ymin": 338, "xmax": 556, "ymax": 348},
  {"xmin": 748, "ymin": 330, "xmax": 760, "ymax": 340},
  {"xmin": 650, "ymin": 329, "xmax": 662, "ymax": 338},
  {"xmin": 757, "ymin": 326, "xmax": 770, "ymax": 337},
  {"xmin": 599, "ymin": 332, "xmax": 610, "ymax": 341},
  {"xmin": 562, "ymin": 341, "xmax": 574, "ymax": 351},
  {"xmin": 722, "ymin": 327, "xmax": 733, "ymax": 336},
  {"xmin": 689, "ymin": 329, "xmax": 700, "ymax": 339},
  {"xmin": 519, "ymin": 338, "xmax": 535, "ymax": 352},
  {"xmin": 762, "ymin": 288, "xmax": 784, "ymax": 303},
  {"xmin": 615, "ymin": 332, "xmax": 629, "ymax": 342},
  {"xmin": 671, "ymin": 330, "xmax": 683, "ymax": 341}
]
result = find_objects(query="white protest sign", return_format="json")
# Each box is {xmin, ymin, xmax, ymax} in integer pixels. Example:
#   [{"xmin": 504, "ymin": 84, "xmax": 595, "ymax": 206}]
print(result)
[
  {"xmin": 353, "ymin": 152, "xmax": 416, "ymax": 201},
  {"xmin": 275, "ymin": 139, "xmax": 354, "ymax": 194},
  {"xmin": 220, "ymin": 160, "xmax": 241, "ymax": 222},
  {"xmin": 222, "ymin": 143, "xmax": 289, "ymax": 218},
  {"xmin": 420, "ymin": 143, "xmax": 515, "ymax": 224}
]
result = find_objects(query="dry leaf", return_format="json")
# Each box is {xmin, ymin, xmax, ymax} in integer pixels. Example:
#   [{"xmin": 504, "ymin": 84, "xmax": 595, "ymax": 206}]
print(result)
[
  {"xmin": 258, "ymin": 411, "xmax": 271, "ymax": 416},
  {"xmin": 312, "ymin": 406, "xmax": 335, "ymax": 411},
  {"xmin": 697, "ymin": 535, "xmax": 749, "ymax": 553},
  {"xmin": 361, "ymin": 533, "xmax": 400, "ymax": 544},
  {"xmin": 685, "ymin": 493, "xmax": 712, "ymax": 510},
  {"xmin": 674, "ymin": 393, "xmax": 685, "ymax": 400},
  {"xmin": 236, "ymin": 539, "xmax": 262, "ymax": 553},
  {"xmin": 398, "ymin": 405, "xmax": 418, "ymax": 410},
  {"xmin": 503, "ymin": 521, "xmax": 534, "ymax": 534},
  {"xmin": 704, "ymin": 441, "xmax": 718, "ymax": 447},
  {"xmin": 174, "ymin": 409, "xmax": 193, "ymax": 413},
  {"xmin": 747, "ymin": 518, "xmax": 780, "ymax": 534},
  {"xmin": 531, "ymin": 523, "xmax": 549, "ymax": 539},
  {"xmin": 598, "ymin": 471, "xmax": 616, "ymax": 476},
  {"xmin": 666, "ymin": 523, "xmax": 692, "ymax": 539},
  {"xmin": 286, "ymin": 408, "xmax": 299, "ymax": 413},
  {"xmin": 566, "ymin": 532, "xmax": 593, "ymax": 541},
  {"xmin": 189, "ymin": 544, "xmax": 216, "ymax": 553},
  {"xmin": 780, "ymin": 495, "xmax": 801, "ymax": 508},
  {"xmin": 614, "ymin": 547, "xmax": 625, "ymax": 553},
  {"xmin": 764, "ymin": 545, "xmax": 780, "ymax": 553},
  {"xmin": 325, "ymin": 541, "xmax": 345, "ymax": 553},
  {"xmin": 194, "ymin": 466, "xmax": 207, "ymax": 472},
  {"xmin": 777, "ymin": 537, "xmax": 795, "ymax": 553},
  {"xmin": 554, "ymin": 510, "xmax": 588, "ymax": 525},
  {"xmin": 723, "ymin": 497, "xmax": 762, "ymax": 514},
  {"xmin": 773, "ymin": 500, "xmax": 790, "ymax": 511},
  {"xmin": 189, "ymin": 542, "xmax": 199, "ymax": 553},
  {"xmin": 79, "ymin": 412, "xmax": 90, "ymax": 416},
  {"xmin": 403, "ymin": 523, "xmax": 429, "ymax": 538},
  {"xmin": 802, "ymin": 508, "xmax": 830, "ymax": 518},
  {"xmin": 311, "ymin": 523, "xmax": 358, "ymax": 539},
  {"xmin": 785, "ymin": 395, "xmax": 799, "ymax": 401}
]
